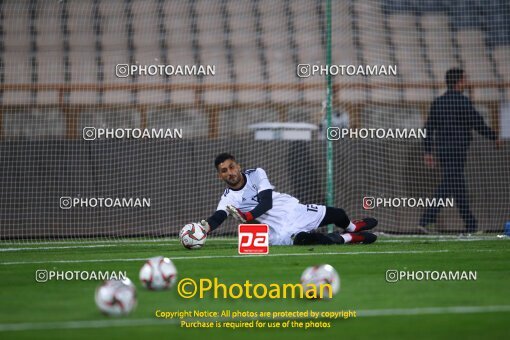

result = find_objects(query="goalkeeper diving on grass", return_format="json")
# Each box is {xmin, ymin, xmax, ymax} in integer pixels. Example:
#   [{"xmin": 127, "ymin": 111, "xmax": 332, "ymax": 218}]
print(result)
[{"xmin": 198, "ymin": 153, "xmax": 378, "ymax": 246}]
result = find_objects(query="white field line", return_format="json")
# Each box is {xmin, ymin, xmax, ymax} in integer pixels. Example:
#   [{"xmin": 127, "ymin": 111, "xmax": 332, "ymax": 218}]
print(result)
[
  {"xmin": 0, "ymin": 244, "xmax": 171, "ymax": 252},
  {"xmin": 0, "ymin": 240, "xmax": 237, "ymax": 253},
  {"xmin": 0, "ymin": 238, "xmax": 235, "ymax": 246},
  {"xmin": 357, "ymin": 305, "xmax": 510, "ymax": 317},
  {"xmin": 0, "ymin": 239, "xmax": 470, "ymax": 252},
  {"xmin": 3, "ymin": 247, "xmax": 508, "ymax": 266},
  {"xmin": 377, "ymin": 234, "xmax": 502, "ymax": 239},
  {"xmin": 0, "ymin": 318, "xmax": 178, "ymax": 332},
  {"xmin": 0, "ymin": 236, "xmax": 505, "ymax": 252},
  {"xmin": 376, "ymin": 238, "xmax": 498, "ymax": 243},
  {"xmin": 0, "ymin": 234, "xmax": 502, "ymax": 246},
  {"xmin": 0, "ymin": 243, "xmax": 239, "ymax": 252},
  {"xmin": 0, "ymin": 305, "xmax": 509, "ymax": 332},
  {"xmin": 3, "ymin": 249, "xmax": 500, "ymax": 266}
]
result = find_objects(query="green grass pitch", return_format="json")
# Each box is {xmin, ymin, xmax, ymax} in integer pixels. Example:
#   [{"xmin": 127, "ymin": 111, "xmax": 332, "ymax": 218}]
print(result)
[{"xmin": 0, "ymin": 236, "xmax": 509, "ymax": 339}]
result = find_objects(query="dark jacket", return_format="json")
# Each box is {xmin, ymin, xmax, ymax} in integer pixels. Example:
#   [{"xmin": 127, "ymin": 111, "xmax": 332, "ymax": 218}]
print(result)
[{"xmin": 424, "ymin": 89, "xmax": 496, "ymax": 158}]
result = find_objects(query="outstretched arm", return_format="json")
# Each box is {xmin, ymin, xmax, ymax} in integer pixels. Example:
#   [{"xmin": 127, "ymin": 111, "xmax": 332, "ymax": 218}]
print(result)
[
  {"xmin": 227, "ymin": 189, "xmax": 273, "ymax": 222},
  {"xmin": 466, "ymin": 98, "xmax": 497, "ymax": 140},
  {"xmin": 201, "ymin": 210, "xmax": 228, "ymax": 233},
  {"xmin": 202, "ymin": 189, "xmax": 273, "ymax": 231}
]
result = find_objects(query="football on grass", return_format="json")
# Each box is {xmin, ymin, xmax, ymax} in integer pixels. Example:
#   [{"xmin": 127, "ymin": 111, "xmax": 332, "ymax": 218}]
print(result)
[
  {"xmin": 300, "ymin": 264, "xmax": 340, "ymax": 299},
  {"xmin": 95, "ymin": 278, "xmax": 137, "ymax": 316},
  {"xmin": 179, "ymin": 223, "xmax": 207, "ymax": 249},
  {"xmin": 139, "ymin": 256, "xmax": 178, "ymax": 290}
]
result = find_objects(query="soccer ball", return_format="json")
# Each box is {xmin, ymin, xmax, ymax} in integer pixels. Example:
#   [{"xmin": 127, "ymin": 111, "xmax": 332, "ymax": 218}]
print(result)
[
  {"xmin": 179, "ymin": 223, "xmax": 207, "ymax": 249},
  {"xmin": 95, "ymin": 278, "xmax": 137, "ymax": 316},
  {"xmin": 300, "ymin": 264, "xmax": 340, "ymax": 299},
  {"xmin": 139, "ymin": 256, "xmax": 178, "ymax": 290}
]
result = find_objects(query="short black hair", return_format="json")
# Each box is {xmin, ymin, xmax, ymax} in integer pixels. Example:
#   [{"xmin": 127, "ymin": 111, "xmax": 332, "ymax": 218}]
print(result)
[
  {"xmin": 445, "ymin": 68, "xmax": 464, "ymax": 90},
  {"xmin": 214, "ymin": 153, "xmax": 236, "ymax": 170}
]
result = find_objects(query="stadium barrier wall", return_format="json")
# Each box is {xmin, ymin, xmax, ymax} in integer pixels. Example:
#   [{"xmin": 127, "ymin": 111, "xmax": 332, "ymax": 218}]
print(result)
[{"xmin": 0, "ymin": 139, "xmax": 507, "ymax": 238}]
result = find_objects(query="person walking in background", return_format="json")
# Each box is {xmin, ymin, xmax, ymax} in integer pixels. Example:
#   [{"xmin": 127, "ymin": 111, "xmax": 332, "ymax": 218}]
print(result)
[{"xmin": 419, "ymin": 68, "xmax": 499, "ymax": 234}]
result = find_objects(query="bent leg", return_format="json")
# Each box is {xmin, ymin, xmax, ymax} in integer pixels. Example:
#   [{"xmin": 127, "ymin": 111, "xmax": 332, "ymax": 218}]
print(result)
[
  {"xmin": 319, "ymin": 207, "xmax": 378, "ymax": 232},
  {"xmin": 293, "ymin": 232, "xmax": 335, "ymax": 245},
  {"xmin": 319, "ymin": 207, "xmax": 351, "ymax": 229},
  {"xmin": 419, "ymin": 160, "xmax": 452, "ymax": 226},
  {"xmin": 293, "ymin": 231, "xmax": 377, "ymax": 245},
  {"xmin": 454, "ymin": 173, "xmax": 477, "ymax": 232}
]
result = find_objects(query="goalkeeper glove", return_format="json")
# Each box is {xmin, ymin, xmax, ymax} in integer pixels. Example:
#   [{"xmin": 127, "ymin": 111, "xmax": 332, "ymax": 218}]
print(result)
[
  {"xmin": 226, "ymin": 205, "xmax": 254, "ymax": 222},
  {"xmin": 199, "ymin": 220, "xmax": 211, "ymax": 233}
]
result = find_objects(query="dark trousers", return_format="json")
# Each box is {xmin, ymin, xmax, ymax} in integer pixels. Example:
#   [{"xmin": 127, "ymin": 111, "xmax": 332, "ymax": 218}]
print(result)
[{"xmin": 419, "ymin": 153, "xmax": 477, "ymax": 231}]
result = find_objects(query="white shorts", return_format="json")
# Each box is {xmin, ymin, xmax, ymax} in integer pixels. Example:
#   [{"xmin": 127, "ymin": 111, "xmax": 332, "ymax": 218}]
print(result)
[{"xmin": 268, "ymin": 204, "xmax": 326, "ymax": 246}]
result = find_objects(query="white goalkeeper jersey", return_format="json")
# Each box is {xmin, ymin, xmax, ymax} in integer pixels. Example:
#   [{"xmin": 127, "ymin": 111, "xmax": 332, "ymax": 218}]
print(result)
[{"xmin": 216, "ymin": 168, "xmax": 326, "ymax": 245}]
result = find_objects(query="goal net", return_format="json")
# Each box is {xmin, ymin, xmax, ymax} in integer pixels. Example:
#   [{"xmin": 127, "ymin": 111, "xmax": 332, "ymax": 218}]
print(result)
[{"xmin": 0, "ymin": 0, "xmax": 508, "ymax": 241}]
